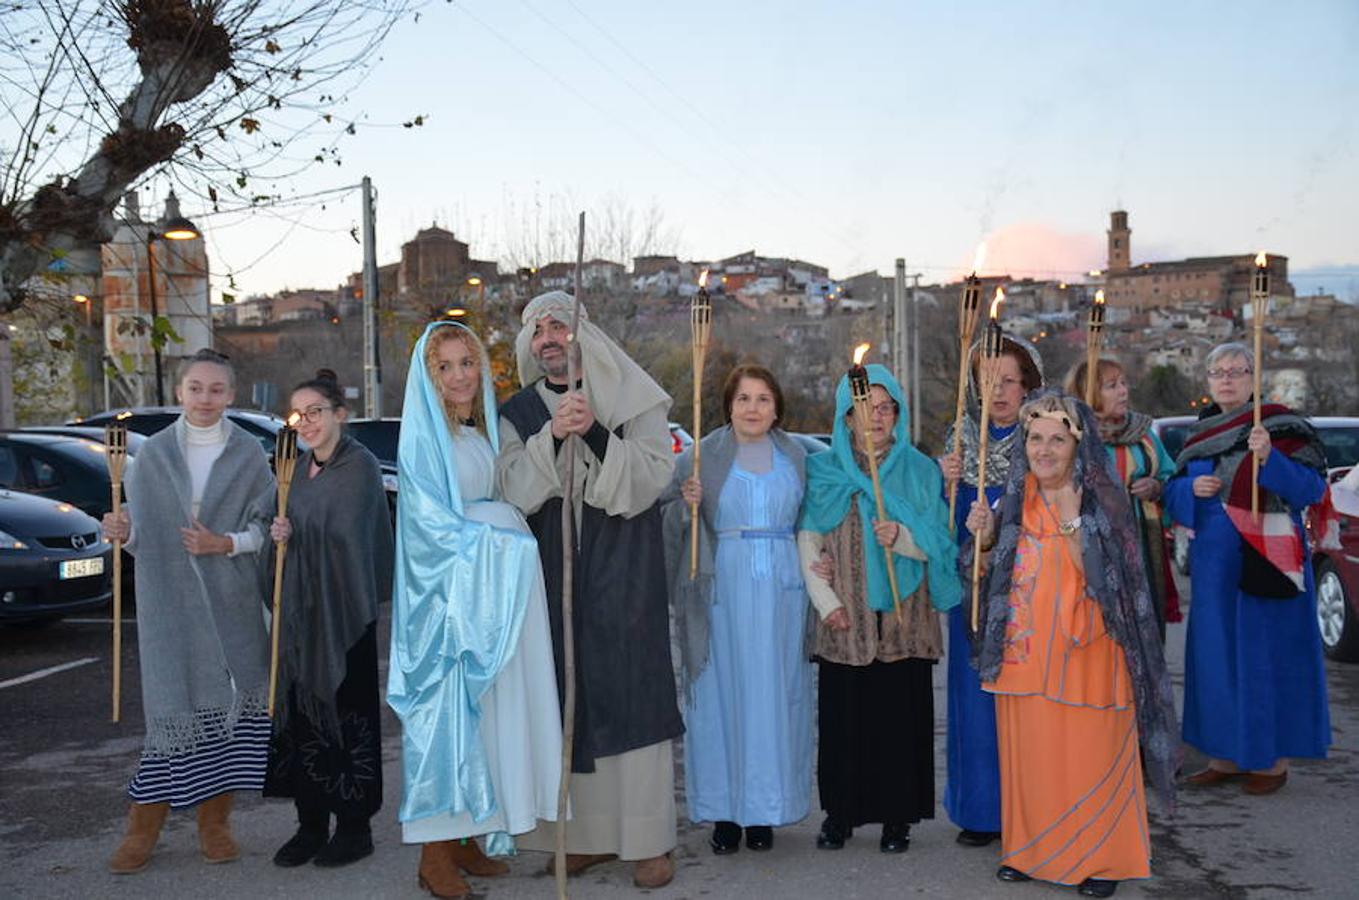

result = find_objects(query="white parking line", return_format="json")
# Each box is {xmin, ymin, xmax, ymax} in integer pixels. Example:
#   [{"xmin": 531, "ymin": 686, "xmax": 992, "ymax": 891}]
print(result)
[{"xmin": 0, "ymin": 656, "xmax": 99, "ymax": 690}]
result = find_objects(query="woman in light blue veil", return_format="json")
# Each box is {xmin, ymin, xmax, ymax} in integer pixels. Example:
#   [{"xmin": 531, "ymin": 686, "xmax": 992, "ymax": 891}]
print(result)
[{"xmin": 387, "ymin": 321, "xmax": 562, "ymax": 896}]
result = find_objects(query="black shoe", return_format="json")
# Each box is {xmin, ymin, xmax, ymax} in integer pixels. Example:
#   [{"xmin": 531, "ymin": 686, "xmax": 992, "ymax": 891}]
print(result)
[
  {"xmin": 745, "ymin": 826, "xmax": 773, "ymax": 851},
  {"xmin": 710, "ymin": 821, "xmax": 741, "ymax": 855},
  {"xmin": 957, "ymin": 829, "xmax": 1002, "ymax": 847},
  {"xmin": 996, "ymin": 866, "xmax": 1033, "ymax": 883},
  {"xmin": 312, "ymin": 830, "xmax": 373, "ymax": 868},
  {"xmin": 879, "ymin": 823, "xmax": 910, "ymax": 854},
  {"xmin": 273, "ymin": 828, "xmax": 328, "ymax": 867},
  {"xmin": 1078, "ymin": 879, "xmax": 1118, "ymax": 898},
  {"xmin": 815, "ymin": 817, "xmax": 853, "ymax": 850}
]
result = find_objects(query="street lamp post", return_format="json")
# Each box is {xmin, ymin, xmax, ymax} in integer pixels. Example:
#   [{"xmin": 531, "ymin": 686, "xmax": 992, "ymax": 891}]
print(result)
[{"xmin": 143, "ymin": 198, "xmax": 200, "ymax": 405}]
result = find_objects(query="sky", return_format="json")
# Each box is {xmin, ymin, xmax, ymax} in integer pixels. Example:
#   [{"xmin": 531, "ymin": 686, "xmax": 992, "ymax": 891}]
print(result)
[{"xmin": 169, "ymin": 0, "xmax": 1359, "ymax": 301}]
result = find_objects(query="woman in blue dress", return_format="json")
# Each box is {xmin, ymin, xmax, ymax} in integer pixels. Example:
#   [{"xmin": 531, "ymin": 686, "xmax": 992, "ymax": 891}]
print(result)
[
  {"xmin": 1165, "ymin": 342, "xmax": 1330, "ymax": 795},
  {"xmin": 663, "ymin": 364, "xmax": 819, "ymax": 855},
  {"xmin": 936, "ymin": 336, "xmax": 1043, "ymax": 847}
]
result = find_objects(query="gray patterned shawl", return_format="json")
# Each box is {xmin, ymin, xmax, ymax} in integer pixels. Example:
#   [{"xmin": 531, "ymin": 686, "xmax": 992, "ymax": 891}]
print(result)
[
  {"xmin": 968, "ymin": 389, "xmax": 1179, "ymax": 811},
  {"xmin": 127, "ymin": 417, "xmax": 275, "ymax": 756}
]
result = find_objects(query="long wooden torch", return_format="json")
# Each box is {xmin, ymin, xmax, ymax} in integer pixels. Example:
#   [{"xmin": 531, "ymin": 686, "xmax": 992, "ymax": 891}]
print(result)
[
  {"xmin": 848, "ymin": 343, "xmax": 903, "ymax": 627},
  {"xmin": 689, "ymin": 270, "xmax": 712, "ymax": 579},
  {"xmin": 1251, "ymin": 253, "xmax": 1269, "ymax": 520},
  {"xmin": 555, "ymin": 210, "xmax": 586, "ymax": 900},
  {"xmin": 971, "ymin": 288, "xmax": 1006, "ymax": 632},
  {"xmin": 104, "ymin": 412, "xmax": 131, "ymax": 723},
  {"xmin": 266, "ymin": 413, "xmax": 301, "ymax": 717},
  {"xmin": 1084, "ymin": 289, "xmax": 1106, "ymax": 408},
  {"xmin": 947, "ymin": 270, "xmax": 984, "ymax": 533}
]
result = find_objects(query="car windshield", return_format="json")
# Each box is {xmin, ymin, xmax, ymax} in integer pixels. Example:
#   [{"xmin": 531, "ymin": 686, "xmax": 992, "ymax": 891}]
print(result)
[
  {"xmin": 1158, "ymin": 424, "xmax": 1191, "ymax": 461},
  {"xmin": 1319, "ymin": 426, "xmax": 1359, "ymax": 469},
  {"xmin": 347, "ymin": 421, "xmax": 400, "ymax": 464}
]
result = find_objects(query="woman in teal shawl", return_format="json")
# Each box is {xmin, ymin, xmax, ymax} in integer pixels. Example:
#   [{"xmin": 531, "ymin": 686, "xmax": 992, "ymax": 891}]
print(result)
[
  {"xmin": 388, "ymin": 321, "xmax": 562, "ymax": 898},
  {"xmin": 798, "ymin": 364, "xmax": 961, "ymax": 854}
]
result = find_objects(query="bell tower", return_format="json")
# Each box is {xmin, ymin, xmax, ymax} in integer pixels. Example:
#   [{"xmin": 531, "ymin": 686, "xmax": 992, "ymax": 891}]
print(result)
[{"xmin": 1107, "ymin": 210, "xmax": 1130, "ymax": 272}]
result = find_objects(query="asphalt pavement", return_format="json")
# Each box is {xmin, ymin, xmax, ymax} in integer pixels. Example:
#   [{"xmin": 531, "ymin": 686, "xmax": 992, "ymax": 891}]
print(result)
[{"xmin": 2, "ymin": 578, "xmax": 1357, "ymax": 900}]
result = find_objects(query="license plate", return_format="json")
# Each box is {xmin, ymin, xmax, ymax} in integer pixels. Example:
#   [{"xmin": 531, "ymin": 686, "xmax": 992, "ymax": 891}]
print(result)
[{"xmin": 60, "ymin": 556, "xmax": 105, "ymax": 579}]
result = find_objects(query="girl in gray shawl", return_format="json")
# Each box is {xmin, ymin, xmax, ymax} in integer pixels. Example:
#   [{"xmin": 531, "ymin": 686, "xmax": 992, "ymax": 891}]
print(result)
[
  {"xmin": 101, "ymin": 349, "xmax": 275, "ymax": 875},
  {"xmin": 264, "ymin": 369, "xmax": 393, "ymax": 869}
]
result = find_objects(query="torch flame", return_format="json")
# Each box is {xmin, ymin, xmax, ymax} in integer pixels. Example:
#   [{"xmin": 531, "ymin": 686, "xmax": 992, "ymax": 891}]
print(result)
[
  {"xmin": 852, "ymin": 343, "xmax": 871, "ymax": 365},
  {"xmin": 286, "ymin": 411, "xmax": 302, "ymax": 427},
  {"xmin": 989, "ymin": 287, "xmax": 1005, "ymax": 318},
  {"xmin": 1254, "ymin": 252, "xmax": 1267, "ymax": 268},
  {"xmin": 972, "ymin": 242, "xmax": 987, "ymax": 275},
  {"xmin": 699, "ymin": 269, "xmax": 710, "ymax": 289},
  {"xmin": 115, "ymin": 410, "xmax": 133, "ymax": 421},
  {"xmin": 1094, "ymin": 289, "xmax": 1105, "ymax": 305}
]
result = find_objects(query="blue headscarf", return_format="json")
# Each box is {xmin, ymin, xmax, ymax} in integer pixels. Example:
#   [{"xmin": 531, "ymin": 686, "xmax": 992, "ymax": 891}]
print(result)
[{"xmin": 799, "ymin": 364, "xmax": 961, "ymax": 613}]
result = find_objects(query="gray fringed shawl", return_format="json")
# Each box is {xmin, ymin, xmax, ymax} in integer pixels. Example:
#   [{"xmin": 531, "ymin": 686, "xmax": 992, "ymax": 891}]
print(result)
[
  {"xmin": 276, "ymin": 435, "xmax": 393, "ymax": 740},
  {"xmin": 127, "ymin": 417, "xmax": 275, "ymax": 756},
  {"xmin": 968, "ymin": 390, "xmax": 1180, "ymax": 812},
  {"xmin": 661, "ymin": 425, "xmax": 822, "ymax": 699}
]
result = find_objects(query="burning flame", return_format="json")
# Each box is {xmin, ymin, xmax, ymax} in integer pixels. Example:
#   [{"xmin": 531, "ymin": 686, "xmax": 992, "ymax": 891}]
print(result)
[
  {"xmin": 1094, "ymin": 289, "xmax": 1105, "ymax": 305},
  {"xmin": 972, "ymin": 242, "xmax": 988, "ymax": 275},
  {"xmin": 852, "ymin": 343, "xmax": 871, "ymax": 365},
  {"xmin": 989, "ymin": 287, "xmax": 1005, "ymax": 318},
  {"xmin": 286, "ymin": 411, "xmax": 302, "ymax": 427},
  {"xmin": 115, "ymin": 410, "xmax": 133, "ymax": 421},
  {"xmin": 1255, "ymin": 252, "xmax": 1267, "ymax": 268},
  {"xmin": 699, "ymin": 269, "xmax": 710, "ymax": 289}
]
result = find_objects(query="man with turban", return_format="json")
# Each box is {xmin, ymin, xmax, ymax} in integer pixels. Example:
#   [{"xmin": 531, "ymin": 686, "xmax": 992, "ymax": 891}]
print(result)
[{"xmin": 497, "ymin": 291, "xmax": 682, "ymax": 889}]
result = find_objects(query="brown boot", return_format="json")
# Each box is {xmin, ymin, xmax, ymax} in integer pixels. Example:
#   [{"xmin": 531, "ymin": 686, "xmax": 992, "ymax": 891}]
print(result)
[
  {"xmin": 447, "ymin": 837, "xmax": 509, "ymax": 876},
  {"xmin": 196, "ymin": 792, "xmax": 240, "ymax": 863},
  {"xmin": 109, "ymin": 801, "xmax": 170, "ymax": 874},
  {"xmin": 633, "ymin": 852, "xmax": 675, "ymax": 888},
  {"xmin": 418, "ymin": 842, "xmax": 471, "ymax": 899}
]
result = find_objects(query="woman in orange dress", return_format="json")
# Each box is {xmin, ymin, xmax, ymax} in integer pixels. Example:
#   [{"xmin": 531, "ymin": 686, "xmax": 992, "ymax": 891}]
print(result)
[{"xmin": 966, "ymin": 390, "xmax": 1177, "ymax": 899}]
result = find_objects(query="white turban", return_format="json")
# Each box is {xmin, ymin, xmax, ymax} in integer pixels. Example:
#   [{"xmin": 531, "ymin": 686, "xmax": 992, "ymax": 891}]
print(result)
[{"xmin": 515, "ymin": 291, "xmax": 671, "ymax": 429}]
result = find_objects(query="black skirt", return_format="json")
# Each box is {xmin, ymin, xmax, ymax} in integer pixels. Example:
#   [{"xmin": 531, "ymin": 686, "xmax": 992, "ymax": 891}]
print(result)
[
  {"xmin": 264, "ymin": 623, "xmax": 383, "ymax": 821},
  {"xmin": 816, "ymin": 657, "xmax": 935, "ymax": 827}
]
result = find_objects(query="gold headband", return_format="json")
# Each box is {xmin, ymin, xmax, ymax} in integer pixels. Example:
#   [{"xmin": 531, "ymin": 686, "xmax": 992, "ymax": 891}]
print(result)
[{"xmin": 1025, "ymin": 405, "xmax": 1083, "ymax": 441}]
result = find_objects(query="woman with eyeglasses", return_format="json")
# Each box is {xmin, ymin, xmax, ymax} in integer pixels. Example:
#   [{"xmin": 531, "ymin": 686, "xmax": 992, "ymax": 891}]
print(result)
[
  {"xmin": 263, "ymin": 369, "xmax": 393, "ymax": 868},
  {"xmin": 936, "ymin": 336, "xmax": 1043, "ymax": 849},
  {"xmin": 1062, "ymin": 357, "xmax": 1181, "ymax": 638},
  {"xmin": 1164, "ymin": 341, "xmax": 1330, "ymax": 795},
  {"xmin": 798, "ymin": 365, "xmax": 961, "ymax": 854}
]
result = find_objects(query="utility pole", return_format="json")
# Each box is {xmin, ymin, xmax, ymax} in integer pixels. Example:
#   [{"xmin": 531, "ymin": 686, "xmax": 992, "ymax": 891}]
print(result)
[
  {"xmin": 893, "ymin": 259, "xmax": 907, "ymax": 384},
  {"xmin": 0, "ymin": 328, "xmax": 14, "ymax": 428},
  {"xmin": 361, "ymin": 176, "xmax": 382, "ymax": 418},
  {"xmin": 911, "ymin": 273, "xmax": 922, "ymax": 445}
]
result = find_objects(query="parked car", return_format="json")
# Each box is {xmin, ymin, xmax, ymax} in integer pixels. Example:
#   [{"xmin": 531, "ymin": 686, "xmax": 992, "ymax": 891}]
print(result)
[
  {"xmin": 0, "ymin": 489, "xmax": 113, "ymax": 624},
  {"xmin": 1312, "ymin": 466, "xmax": 1359, "ymax": 662},
  {"xmin": 73, "ymin": 407, "xmax": 294, "ymax": 457},
  {"xmin": 18, "ymin": 426, "xmax": 147, "ymax": 455},
  {"xmin": 0, "ymin": 432, "xmax": 126, "ymax": 519}
]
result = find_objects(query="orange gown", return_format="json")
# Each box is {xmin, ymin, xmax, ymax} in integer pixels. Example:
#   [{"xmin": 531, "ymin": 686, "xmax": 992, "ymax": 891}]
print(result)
[{"xmin": 983, "ymin": 475, "xmax": 1151, "ymax": 885}]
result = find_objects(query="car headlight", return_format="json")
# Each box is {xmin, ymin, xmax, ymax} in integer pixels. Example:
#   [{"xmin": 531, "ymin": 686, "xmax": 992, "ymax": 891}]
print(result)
[{"xmin": 0, "ymin": 529, "xmax": 29, "ymax": 550}]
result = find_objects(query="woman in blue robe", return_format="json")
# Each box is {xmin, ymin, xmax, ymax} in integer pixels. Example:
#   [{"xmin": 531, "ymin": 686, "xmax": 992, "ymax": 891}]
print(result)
[
  {"xmin": 663, "ymin": 365, "xmax": 818, "ymax": 855},
  {"xmin": 388, "ymin": 322, "xmax": 562, "ymax": 898},
  {"xmin": 1165, "ymin": 342, "xmax": 1330, "ymax": 795},
  {"xmin": 936, "ymin": 336, "xmax": 1043, "ymax": 846}
]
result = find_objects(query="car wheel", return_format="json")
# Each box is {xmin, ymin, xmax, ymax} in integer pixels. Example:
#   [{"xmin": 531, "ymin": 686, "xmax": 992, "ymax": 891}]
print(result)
[{"xmin": 1316, "ymin": 561, "xmax": 1359, "ymax": 663}]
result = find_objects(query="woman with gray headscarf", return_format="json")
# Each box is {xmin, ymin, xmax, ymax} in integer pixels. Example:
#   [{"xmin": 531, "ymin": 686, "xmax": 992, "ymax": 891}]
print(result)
[
  {"xmin": 966, "ymin": 390, "xmax": 1177, "ymax": 898},
  {"xmin": 100, "ymin": 349, "xmax": 275, "ymax": 875}
]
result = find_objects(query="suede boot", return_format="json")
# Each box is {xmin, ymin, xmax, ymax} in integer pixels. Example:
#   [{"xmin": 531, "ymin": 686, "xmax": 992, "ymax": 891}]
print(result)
[
  {"xmin": 109, "ymin": 801, "xmax": 170, "ymax": 874},
  {"xmin": 447, "ymin": 837, "xmax": 509, "ymax": 876},
  {"xmin": 274, "ymin": 802, "xmax": 329, "ymax": 867},
  {"xmin": 196, "ymin": 792, "xmax": 240, "ymax": 864},
  {"xmin": 418, "ymin": 842, "xmax": 471, "ymax": 899}
]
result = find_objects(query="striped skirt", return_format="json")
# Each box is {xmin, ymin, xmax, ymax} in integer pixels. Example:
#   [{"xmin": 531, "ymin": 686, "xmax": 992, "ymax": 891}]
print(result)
[{"xmin": 128, "ymin": 714, "xmax": 271, "ymax": 809}]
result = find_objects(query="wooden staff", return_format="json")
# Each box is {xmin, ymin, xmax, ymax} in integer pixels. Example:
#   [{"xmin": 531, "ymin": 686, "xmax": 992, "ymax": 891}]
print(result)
[
  {"xmin": 947, "ymin": 273, "xmax": 984, "ymax": 533},
  {"xmin": 689, "ymin": 271, "xmax": 712, "ymax": 579},
  {"xmin": 848, "ymin": 345, "xmax": 904, "ymax": 627},
  {"xmin": 1084, "ymin": 290, "xmax": 1106, "ymax": 408},
  {"xmin": 1251, "ymin": 253, "xmax": 1269, "ymax": 519},
  {"xmin": 554, "ymin": 210, "xmax": 586, "ymax": 900},
  {"xmin": 971, "ymin": 289, "xmax": 1006, "ymax": 632},
  {"xmin": 266, "ymin": 418, "xmax": 300, "ymax": 717},
  {"xmin": 104, "ymin": 416, "xmax": 130, "ymax": 723}
]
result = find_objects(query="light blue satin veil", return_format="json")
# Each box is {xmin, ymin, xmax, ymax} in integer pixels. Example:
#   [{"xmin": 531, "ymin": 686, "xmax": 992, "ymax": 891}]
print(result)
[{"xmin": 386, "ymin": 321, "xmax": 540, "ymax": 853}]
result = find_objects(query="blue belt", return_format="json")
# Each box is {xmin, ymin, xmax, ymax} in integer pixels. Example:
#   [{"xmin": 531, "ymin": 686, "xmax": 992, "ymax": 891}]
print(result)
[{"xmin": 716, "ymin": 527, "xmax": 795, "ymax": 540}]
